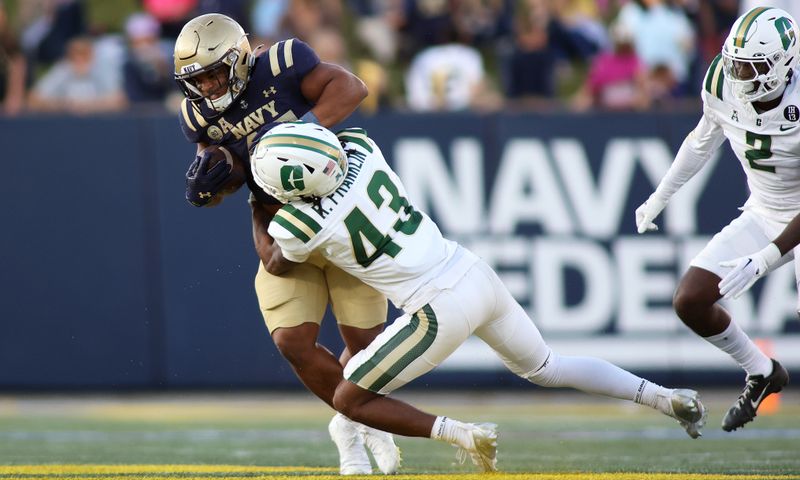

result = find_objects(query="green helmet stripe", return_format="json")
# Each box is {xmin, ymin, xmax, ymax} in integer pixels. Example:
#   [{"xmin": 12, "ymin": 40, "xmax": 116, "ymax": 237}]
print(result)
[
  {"xmin": 261, "ymin": 142, "xmax": 339, "ymax": 162},
  {"xmin": 262, "ymin": 132, "xmax": 341, "ymax": 151},
  {"xmin": 734, "ymin": 7, "xmax": 770, "ymax": 48}
]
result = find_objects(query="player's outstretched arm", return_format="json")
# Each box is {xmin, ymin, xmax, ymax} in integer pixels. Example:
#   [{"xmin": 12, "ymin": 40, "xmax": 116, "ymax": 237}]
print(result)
[
  {"xmin": 300, "ymin": 62, "xmax": 368, "ymax": 128},
  {"xmin": 635, "ymin": 113, "xmax": 724, "ymax": 233}
]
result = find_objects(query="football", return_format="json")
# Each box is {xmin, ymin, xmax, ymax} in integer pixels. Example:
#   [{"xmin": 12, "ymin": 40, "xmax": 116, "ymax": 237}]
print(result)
[{"xmin": 202, "ymin": 145, "xmax": 247, "ymax": 194}]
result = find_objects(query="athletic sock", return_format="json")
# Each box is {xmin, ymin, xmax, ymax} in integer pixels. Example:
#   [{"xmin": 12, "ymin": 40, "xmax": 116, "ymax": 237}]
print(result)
[
  {"xmin": 634, "ymin": 380, "xmax": 675, "ymax": 415},
  {"xmin": 705, "ymin": 321, "xmax": 772, "ymax": 376},
  {"xmin": 430, "ymin": 416, "xmax": 474, "ymax": 449}
]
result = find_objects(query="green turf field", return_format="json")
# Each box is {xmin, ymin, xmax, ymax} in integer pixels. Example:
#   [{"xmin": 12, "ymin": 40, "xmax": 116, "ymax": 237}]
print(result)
[{"xmin": 0, "ymin": 391, "xmax": 798, "ymax": 479}]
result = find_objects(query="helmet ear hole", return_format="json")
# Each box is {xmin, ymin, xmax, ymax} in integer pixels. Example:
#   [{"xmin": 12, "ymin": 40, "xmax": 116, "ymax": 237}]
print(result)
[{"xmin": 303, "ymin": 164, "xmax": 316, "ymax": 174}]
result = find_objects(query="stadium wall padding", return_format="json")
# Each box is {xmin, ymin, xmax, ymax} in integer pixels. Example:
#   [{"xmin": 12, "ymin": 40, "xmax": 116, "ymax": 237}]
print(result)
[{"xmin": 1, "ymin": 112, "xmax": 798, "ymax": 390}]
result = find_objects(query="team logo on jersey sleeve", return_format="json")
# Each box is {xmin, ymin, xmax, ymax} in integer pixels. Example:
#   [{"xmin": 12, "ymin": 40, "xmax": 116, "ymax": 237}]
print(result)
[
  {"xmin": 207, "ymin": 125, "xmax": 224, "ymax": 141},
  {"xmin": 783, "ymin": 105, "xmax": 799, "ymax": 121}
]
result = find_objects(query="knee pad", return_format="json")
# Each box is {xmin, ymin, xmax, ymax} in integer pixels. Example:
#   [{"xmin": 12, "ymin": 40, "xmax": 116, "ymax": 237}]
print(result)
[{"xmin": 522, "ymin": 350, "xmax": 563, "ymax": 388}]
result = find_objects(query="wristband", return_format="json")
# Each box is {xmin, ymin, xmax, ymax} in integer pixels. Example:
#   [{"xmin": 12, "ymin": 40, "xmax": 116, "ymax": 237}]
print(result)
[
  {"xmin": 760, "ymin": 242, "xmax": 782, "ymax": 269},
  {"xmin": 300, "ymin": 110, "xmax": 320, "ymax": 124}
]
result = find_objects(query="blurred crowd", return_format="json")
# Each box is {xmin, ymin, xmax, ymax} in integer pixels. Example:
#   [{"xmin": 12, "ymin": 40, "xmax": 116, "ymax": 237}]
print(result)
[{"xmin": 0, "ymin": 0, "xmax": 794, "ymax": 117}]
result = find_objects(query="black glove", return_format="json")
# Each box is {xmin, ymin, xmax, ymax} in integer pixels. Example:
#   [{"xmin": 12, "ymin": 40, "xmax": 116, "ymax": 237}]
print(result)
[{"xmin": 185, "ymin": 150, "xmax": 232, "ymax": 207}]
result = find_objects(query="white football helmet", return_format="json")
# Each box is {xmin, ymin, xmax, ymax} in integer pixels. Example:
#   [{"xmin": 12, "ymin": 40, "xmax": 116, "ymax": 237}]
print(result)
[
  {"xmin": 174, "ymin": 13, "xmax": 253, "ymax": 113},
  {"xmin": 251, "ymin": 122, "xmax": 348, "ymax": 203},
  {"xmin": 722, "ymin": 7, "xmax": 800, "ymax": 102}
]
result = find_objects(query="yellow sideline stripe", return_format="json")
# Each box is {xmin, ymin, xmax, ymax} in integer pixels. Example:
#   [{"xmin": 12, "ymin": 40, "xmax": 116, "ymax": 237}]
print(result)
[{"xmin": 0, "ymin": 466, "xmax": 779, "ymax": 480}]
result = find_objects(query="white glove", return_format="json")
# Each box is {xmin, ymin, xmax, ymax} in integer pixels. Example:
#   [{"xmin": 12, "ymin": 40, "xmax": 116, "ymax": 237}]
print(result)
[
  {"xmin": 718, "ymin": 243, "xmax": 782, "ymax": 299},
  {"xmin": 635, "ymin": 195, "xmax": 668, "ymax": 234}
]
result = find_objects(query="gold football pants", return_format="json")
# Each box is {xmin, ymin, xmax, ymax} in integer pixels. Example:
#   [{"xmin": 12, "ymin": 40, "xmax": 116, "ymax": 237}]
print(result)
[{"xmin": 255, "ymin": 253, "xmax": 387, "ymax": 333}]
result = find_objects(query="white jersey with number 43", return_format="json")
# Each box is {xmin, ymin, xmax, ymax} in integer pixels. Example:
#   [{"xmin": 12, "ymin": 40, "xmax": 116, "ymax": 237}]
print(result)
[
  {"xmin": 701, "ymin": 59, "xmax": 800, "ymax": 222},
  {"xmin": 268, "ymin": 128, "xmax": 476, "ymax": 312}
]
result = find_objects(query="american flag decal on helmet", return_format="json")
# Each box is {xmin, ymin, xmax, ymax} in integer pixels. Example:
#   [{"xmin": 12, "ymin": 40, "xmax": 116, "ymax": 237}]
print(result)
[{"xmin": 323, "ymin": 160, "xmax": 336, "ymax": 176}]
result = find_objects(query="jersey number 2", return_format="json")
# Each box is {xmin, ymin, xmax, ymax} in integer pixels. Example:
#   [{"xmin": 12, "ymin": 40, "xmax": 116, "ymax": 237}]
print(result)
[
  {"xmin": 745, "ymin": 131, "xmax": 776, "ymax": 173},
  {"xmin": 344, "ymin": 170, "xmax": 423, "ymax": 267}
]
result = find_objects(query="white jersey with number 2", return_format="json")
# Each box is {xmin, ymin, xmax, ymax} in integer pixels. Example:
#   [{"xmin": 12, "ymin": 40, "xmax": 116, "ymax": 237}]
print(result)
[{"xmin": 701, "ymin": 58, "xmax": 800, "ymax": 222}]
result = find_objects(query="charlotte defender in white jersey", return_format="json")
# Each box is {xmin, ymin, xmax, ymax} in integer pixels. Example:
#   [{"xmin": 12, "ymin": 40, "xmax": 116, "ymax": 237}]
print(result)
[
  {"xmin": 251, "ymin": 122, "xmax": 706, "ymax": 472},
  {"xmin": 636, "ymin": 7, "xmax": 796, "ymax": 433}
]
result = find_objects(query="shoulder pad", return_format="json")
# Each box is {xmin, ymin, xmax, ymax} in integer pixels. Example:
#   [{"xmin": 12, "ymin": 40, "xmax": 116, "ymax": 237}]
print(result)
[
  {"xmin": 179, "ymin": 98, "xmax": 210, "ymax": 139},
  {"xmin": 272, "ymin": 203, "xmax": 322, "ymax": 243},
  {"xmin": 703, "ymin": 54, "xmax": 725, "ymax": 101},
  {"xmin": 265, "ymin": 39, "xmax": 296, "ymax": 77},
  {"xmin": 337, "ymin": 128, "xmax": 374, "ymax": 153}
]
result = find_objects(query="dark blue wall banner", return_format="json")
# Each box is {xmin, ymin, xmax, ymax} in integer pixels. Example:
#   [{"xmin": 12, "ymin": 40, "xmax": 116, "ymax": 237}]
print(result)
[{"xmin": 1, "ymin": 112, "xmax": 797, "ymax": 388}]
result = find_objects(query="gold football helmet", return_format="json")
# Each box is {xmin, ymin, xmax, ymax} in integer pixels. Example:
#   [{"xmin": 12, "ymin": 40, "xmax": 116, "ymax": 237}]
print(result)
[{"xmin": 174, "ymin": 13, "xmax": 253, "ymax": 113}]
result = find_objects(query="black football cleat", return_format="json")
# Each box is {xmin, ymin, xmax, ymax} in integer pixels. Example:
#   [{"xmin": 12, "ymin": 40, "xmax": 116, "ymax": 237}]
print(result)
[{"xmin": 722, "ymin": 359, "xmax": 789, "ymax": 432}]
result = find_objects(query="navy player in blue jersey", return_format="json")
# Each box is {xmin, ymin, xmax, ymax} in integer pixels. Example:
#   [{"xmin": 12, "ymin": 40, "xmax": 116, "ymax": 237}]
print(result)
[{"xmin": 173, "ymin": 14, "xmax": 400, "ymax": 475}]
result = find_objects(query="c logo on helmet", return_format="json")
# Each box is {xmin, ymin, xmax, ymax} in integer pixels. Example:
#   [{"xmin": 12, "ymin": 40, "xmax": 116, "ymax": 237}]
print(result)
[
  {"xmin": 775, "ymin": 17, "xmax": 797, "ymax": 50},
  {"xmin": 280, "ymin": 165, "xmax": 305, "ymax": 191}
]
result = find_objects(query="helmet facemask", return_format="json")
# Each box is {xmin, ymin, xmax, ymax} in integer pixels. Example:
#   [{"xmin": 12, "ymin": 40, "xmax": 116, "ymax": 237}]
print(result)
[
  {"xmin": 722, "ymin": 49, "xmax": 787, "ymax": 102},
  {"xmin": 176, "ymin": 47, "xmax": 247, "ymax": 112}
]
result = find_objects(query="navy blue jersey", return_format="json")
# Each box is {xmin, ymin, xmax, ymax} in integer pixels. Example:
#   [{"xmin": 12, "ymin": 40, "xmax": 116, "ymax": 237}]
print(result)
[{"xmin": 179, "ymin": 38, "xmax": 320, "ymax": 204}]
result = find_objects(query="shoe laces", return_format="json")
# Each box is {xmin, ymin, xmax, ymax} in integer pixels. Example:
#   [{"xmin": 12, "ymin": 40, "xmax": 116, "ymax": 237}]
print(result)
[
  {"xmin": 455, "ymin": 446, "xmax": 469, "ymax": 465},
  {"xmin": 741, "ymin": 376, "xmax": 761, "ymax": 399},
  {"xmin": 732, "ymin": 376, "xmax": 762, "ymax": 411}
]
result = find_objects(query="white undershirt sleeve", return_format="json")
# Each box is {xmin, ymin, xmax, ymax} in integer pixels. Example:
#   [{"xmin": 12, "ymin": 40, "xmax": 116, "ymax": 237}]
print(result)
[{"xmin": 654, "ymin": 109, "xmax": 727, "ymax": 201}]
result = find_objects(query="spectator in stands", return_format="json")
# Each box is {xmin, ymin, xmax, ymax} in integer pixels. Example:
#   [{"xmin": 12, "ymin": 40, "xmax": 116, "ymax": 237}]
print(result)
[
  {"xmin": 696, "ymin": 0, "xmax": 738, "ymax": 64},
  {"xmin": 282, "ymin": 0, "xmax": 343, "ymax": 40},
  {"xmin": 196, "ymin": 0, "xmax": 250, "ymax": 32},
  {"xmin": 143, "ymin": 0, "xmax": 197, "ymax": 39},
  {"xmin": 250, "ymin": 0, "xmax": 290, "ymax": 46},
  {"xmin": 18, "ymin": 0, "xmax": 86, "ymax": 69},
  {"xmin": 0, "ymin": 0, "xmax": 26, "ymax": 116},
  {"xmin": 27, "ymin": 37, "xmax": 126, "ymax": 114},
  {"xmin": 503, "ymin": 0, "xmax": 591, "ymax": 106},
  {"xmin": 616, "ymin": 0, "xmax": 695, "ymax": 95},
  {"xmin": 122, "ymin": 12, "xmax": 175, "ymax": 108},
  {"xmin": 356, "ymin": 58, "xmax": 390, "ymax": 114},
  {"xmin": 552, "ymin": 0, "xmax": 607, "ymax": 58},
  {"xmin": 571, "ymin": 20, "xmax": 648, "ymax": 111},
  {"xmin": 451, "ymin": 0, "xmax": 514, "ymax": 47},
  {"xmin": 645, "ymin": 62, "xmax": 679, "ymax": 109},
  {"xmin": 404, "ymin": 26, "xmax": 500, "ymax": 112},
  {"xmin": 307, "ymin": 26, "xmax": 350, "ymax": 69},
  {"xmin": 347, "ymin": 0, "xmax": 402, "ymax": 65},
  {"xmin": 395, "ymin": 0, "xmax": 453, "ymax": 60}
]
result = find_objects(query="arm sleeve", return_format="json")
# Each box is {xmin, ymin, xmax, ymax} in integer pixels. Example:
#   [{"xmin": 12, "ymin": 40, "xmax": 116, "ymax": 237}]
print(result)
[
  {"xmin": 653, "ymin": 107, "xmax": 726, "ymax": 200},
  {"xmin": 267, "ymin": 220, "xmax": 312, "ymax": 263}
]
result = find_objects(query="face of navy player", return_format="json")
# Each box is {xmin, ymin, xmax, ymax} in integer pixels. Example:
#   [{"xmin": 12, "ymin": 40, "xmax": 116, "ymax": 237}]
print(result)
[{"xmin": 187, "ymin": 64, "xmax": 230, "ymax": 100}]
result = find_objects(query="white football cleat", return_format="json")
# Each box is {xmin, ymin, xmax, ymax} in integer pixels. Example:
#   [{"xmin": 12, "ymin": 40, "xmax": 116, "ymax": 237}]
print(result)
[
  {"xmin": 328, "ymin": 413, "xmax": 372, "ymax": 475},
  {"xmin": 666, "ymin": 389, "xmax": 707, "ymax": 439},
  {"xmin": 454, "ymin": 422, "xmax": 498, "ymax": 472},
  {"xmin": 359, "ymin": 424, "xmax": 401, "ymax": 474}
]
